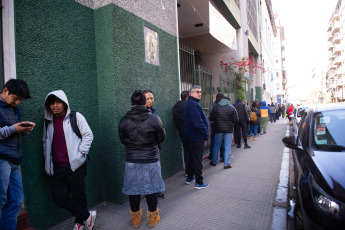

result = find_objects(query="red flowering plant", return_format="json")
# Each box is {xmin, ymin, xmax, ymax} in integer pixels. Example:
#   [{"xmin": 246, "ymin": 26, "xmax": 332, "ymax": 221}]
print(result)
[{"xmin": 220, "ymin": 57, "xmax": 265, "ymax": 99}]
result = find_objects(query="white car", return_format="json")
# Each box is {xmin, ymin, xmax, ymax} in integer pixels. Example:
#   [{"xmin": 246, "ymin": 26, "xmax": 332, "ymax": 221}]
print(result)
[{"xmin": 291, "ymin": 106, "xmax": 308, "ymax": 134}]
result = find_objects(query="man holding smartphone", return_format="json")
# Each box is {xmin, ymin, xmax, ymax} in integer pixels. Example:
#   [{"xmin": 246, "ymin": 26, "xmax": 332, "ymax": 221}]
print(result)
[{"xmin": 0, "ymin": 79, "xmax": 34, "ymax": 230}]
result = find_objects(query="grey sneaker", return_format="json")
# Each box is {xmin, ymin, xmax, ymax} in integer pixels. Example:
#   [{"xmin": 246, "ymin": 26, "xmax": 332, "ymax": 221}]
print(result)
[{"xmin": 85, "ymin": 210, "xmax": 97, "ymax": 230}]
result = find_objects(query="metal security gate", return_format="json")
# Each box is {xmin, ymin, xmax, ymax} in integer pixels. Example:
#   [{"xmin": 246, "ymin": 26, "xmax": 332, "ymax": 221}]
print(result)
[{"xmin": 179, "ymin": 44, "xmax": 212, "ymax": 111}]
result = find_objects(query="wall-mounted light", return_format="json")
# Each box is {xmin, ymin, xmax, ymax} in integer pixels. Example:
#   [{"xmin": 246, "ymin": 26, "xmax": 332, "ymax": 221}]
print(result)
[
  {"xmin": 245, "ymin": 30, "xmax": 249, "ymax": 36},
  {"xmin": 194, "ymin": 23, "xmax": 203, "ymax": 27}
]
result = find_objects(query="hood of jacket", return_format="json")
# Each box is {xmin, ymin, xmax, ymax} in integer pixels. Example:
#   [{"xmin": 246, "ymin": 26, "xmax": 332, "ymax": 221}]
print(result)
[
  {"xmin": 44, "ymin": 90, "xmax": 70, "ymax": 121},
  {"xmin": 125, "ymin": 105, "xmax": 151, "ymax": 122},
  {"xmin": 262, "ymin": 101, "xmax": 267, "ymax": 106},
  {"xmin": 218, "ymin": 98, "xmax": 230, "ymax": 106}
]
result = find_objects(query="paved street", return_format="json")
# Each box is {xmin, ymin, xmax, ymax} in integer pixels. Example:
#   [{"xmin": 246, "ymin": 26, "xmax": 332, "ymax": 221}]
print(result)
[{"xmin": 47, "ymin": 118, "xmax": 290, "ymax": 230}]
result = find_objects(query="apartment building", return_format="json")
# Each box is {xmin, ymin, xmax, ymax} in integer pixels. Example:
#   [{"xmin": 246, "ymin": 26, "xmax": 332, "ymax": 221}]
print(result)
[{"xmin": 327, "ymin": 0, "xmax": 345, "ymax": 102}]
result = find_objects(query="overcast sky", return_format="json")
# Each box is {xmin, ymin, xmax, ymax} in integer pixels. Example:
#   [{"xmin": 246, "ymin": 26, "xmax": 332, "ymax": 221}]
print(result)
[{"xmin": 271, "ymin": 0, "xmax": 338, "ymax": 100}]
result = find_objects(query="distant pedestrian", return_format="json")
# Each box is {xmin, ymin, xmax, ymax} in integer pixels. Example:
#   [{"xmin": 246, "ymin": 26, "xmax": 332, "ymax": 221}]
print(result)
[
  {"xmin": 184, "ymin": 85, "xmax": 209, "ymax": 189},
  {"xmin": 259, "ymin": 101, "xmax": 271, "ymax": 134},
  {"xmin": 173, "ymin": 91, "xmax": 189, "ymax": 175},
  {"xmin": 288, "ymin": 103, "xmax": 294, "ymax": 121},
  {"xmin": 0, "ymin": 79, "xmax": 33, "ymax": 230},
  {"xmin": 43, "ymin": 90, "xmax": 95, "ymax": 230},
  {"xmin": 208, "ymin": 92, "xmax": 224, "ymax": 162},
  {"xmin": 248, "ymin": 101, "xmax": 261, "ymax": 140},
  {"xmin": 233, "ymin": 99, "xmax": 251, "ymax": 149},
  {"xmin": 281, "ymin": 104, "xmax": 286, "ymax": 118},
  {"xmin": 143, "ymin": 90, "xmax": 165, "ymax": 200},
  {"xmin": 268, "ymin": 103, "xmax": 276, "ymax": 123},
  {"xmin": 277, "ymin": 104, "xmax": 281, "ymax": 120},
  {"xmin": 210, "ymin": 96, "xmax": 239, "ymax": 168},
  {"xmin": 119, "ymin": 90, "xmax": 166, "ymax": 228}
]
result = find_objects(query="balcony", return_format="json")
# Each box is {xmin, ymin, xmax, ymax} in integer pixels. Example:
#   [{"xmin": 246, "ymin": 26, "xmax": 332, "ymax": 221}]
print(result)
[
  {"xmin": 333, "ymin": 33, "xmax": 341, "ymax": 44},
  {"xmin": 332, "ymin": 21, "xmax": 340, "ymax": 33},
  {"xmin": 328, "ymin": 42, "xmax": 335, "ymax": 50},
  {"xmin": 328, "ymin": 32, "xmax": 334, "ymax": 41},
  {"xmin": 334, "ymin": 45, "xmax": 342, "ymax": 54}
]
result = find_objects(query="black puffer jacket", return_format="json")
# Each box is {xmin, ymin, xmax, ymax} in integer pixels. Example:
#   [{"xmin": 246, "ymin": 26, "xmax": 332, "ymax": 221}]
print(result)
[
  {"xmin": 233, "ymin": 99, "xmax": 249, "ymax": 121},
  {"xmin": 172, "ymin": 100, "xmax": 187, "ymax": 138},
  {"xmin": 210, "ymin": 99, "xmax": 239, "ymax": 133},
  {"xmin": 119, "ymin": 105, "xmax": 166, "ymax": 163}
]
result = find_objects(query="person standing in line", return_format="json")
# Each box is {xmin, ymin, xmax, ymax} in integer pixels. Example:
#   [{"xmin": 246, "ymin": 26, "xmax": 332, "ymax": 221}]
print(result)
[
  {"xmin": 259, "ymin": 101, "xmax": 271, "ymax": 134},
  {"xmin": 43, "ymin": 90, "xmax": 95, "ymax": 230},
  {"xmin": 208, "ymin": 92, "xmax": 224, "ymax": 162},
  {"xmin": 281, "ymin": 104, "xmax": 285, "ymax": 118},
  {"xmin": 268, "ymin": 103, "xmax": 276, "ymax": 123},
  {"xmin": 233, "ymin": 99, "xmax": 251, "ymax": 149},
  {"xmin": 184, "ymin": 85, "xmax": 209, "ymax": 189},
  {"xmin": 173, "ymin": 91, "xmax": 189, "ymax": 176},
  {"xmin": 242, "ymin": 99, "xmax": 251, "ymax": 134},
  {"xmin": 119, "ymin": 90, "xmax": 166, "ymax": 228},
  {"xmin": 276, "ymin": 104, "xmax": 281, "ymax": 120},
  {"xmin": 0, "ymin": 79, "xmax": 34, "ymax": 230},
  {"xmin": 210, "ymin": 96, "xmax": 239, "ymax": 168},
  {"xmin": 143, "ymin": 90, "xmax": 165, "ymax": 200},
  {"xmin": 248, "ymin": 101, "xmax": 261, "ymax": 140}
]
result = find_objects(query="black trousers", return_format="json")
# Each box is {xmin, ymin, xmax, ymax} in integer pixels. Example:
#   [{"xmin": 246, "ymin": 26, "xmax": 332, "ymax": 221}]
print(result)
[
  {"xmin": 181, "ymin": 138, "xmax": 190, "ymax": 174},
  {"xmin": 235, "ymin": 120, "xmax": 248, "ymax": 146},
  {"xmin": 51, "ymin": 163, "xmax": 89, "ymax": 224},
  {"xmin": 129, "ymin": 193, "xmax": 157, "ymax": 212},
  {"xmin": 186, "ymin": 141, "xmax": 204, "ymax": 185}
]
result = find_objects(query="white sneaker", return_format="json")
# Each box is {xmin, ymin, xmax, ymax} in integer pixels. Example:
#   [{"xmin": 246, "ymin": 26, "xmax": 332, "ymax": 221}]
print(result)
[
  {"xmin": 73, "ymin": 223, "xmax": 84, "ymax": 230},
  {"xmin": 85, "ymin": 210, "xmax": 97, "ymax": 230}
]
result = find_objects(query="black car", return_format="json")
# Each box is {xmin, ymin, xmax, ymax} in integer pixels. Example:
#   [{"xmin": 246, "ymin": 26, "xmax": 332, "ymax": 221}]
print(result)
[{"xmin": 282, "ymin": 103, "xmax": 345, "ymax": 229}]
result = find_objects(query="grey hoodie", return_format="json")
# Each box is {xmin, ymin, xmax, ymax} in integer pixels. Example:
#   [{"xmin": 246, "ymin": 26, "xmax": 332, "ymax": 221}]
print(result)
[{"xmin": 43, "ymin": 90, "xmax": 93, "ymax": 175}]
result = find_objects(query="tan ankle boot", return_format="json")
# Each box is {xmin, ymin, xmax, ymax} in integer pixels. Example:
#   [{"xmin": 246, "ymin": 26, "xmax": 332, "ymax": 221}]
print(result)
[
  {"xmin": 147, "ymin": 208, "xmax": 160, "ymax": 228},
  {"xmin": 130, "ymin": 208, "xmax": 142, "ymax": 229}
]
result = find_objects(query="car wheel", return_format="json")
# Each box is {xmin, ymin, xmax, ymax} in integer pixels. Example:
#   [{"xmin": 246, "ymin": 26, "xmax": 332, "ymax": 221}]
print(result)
[{"xmin": 294, "ymin": 202, "xmax": 305, "ymax": 230}]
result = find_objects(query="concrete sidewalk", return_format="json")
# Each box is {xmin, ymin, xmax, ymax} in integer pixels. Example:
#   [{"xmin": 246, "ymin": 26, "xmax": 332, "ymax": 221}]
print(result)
[{"xmin": 47, "ymin": 118, "xmax": 290, "ymax": 230}]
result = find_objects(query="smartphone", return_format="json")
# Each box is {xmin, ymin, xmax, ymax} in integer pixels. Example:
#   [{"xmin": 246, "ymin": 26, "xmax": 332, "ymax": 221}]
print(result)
[{"xmin": 21, "ymin": 122, "xmax": 34, "ymax": 127}]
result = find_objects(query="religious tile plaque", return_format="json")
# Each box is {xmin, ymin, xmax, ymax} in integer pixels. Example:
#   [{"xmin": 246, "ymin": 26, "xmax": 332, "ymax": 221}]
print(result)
[{"xmin": 144, "ymin": 26, "xmax": 159, "ymax": 65}]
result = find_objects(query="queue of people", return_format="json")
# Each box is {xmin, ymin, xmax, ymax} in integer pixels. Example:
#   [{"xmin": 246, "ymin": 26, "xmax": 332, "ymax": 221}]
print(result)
[{"xmin": 0, "ymin": 79, "xmax": 288, "ymax": 230}]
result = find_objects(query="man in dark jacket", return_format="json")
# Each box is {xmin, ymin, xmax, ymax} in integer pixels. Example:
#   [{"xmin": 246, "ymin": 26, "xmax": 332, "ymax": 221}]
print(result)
[
  {"xmin": 233, "ymin": 99, "xmax": 251, "ymax": 149},
  {"xmin": 0, "ymin": 79, "xmax": 34, "ymax": 230},
  {"xmin": 184, "ymin": 85, "xmax": 209, "ymax": 189},
  {"xmin": 208, "ymin": 92, "xmax": 224, "ymax": 161},
  {"xmin": 210, "ymin": 96, "xmax": 239, "ymax": 168},
  {"xmin": 173, "ymin": 91, "xmax": 189, "ymax": 175}
]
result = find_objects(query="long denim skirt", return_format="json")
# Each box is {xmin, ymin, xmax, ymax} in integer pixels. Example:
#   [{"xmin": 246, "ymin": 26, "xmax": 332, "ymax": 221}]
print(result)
[{"xmin": 122, "ymin": 161, "xmax": 165, "ymax": 195}]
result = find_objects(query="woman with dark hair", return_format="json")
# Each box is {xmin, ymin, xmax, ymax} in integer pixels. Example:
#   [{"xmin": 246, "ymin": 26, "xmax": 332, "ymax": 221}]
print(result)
[
  {"xmin": 248, "ymin": 101, "xmax": 261, "ymax": 140},
  {"xmin": 119, "ymin": 90, "xmax": 166, "ymax": 228}
]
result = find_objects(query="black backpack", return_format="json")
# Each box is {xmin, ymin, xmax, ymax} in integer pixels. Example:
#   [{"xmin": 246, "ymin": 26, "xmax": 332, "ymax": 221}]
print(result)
[{"xmin": 44, "ymin": 111, "xmax": 82, "ymax": 138}]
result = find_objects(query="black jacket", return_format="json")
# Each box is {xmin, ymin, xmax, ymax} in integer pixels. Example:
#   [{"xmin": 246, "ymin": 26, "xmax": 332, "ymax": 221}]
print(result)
[
  {"xmin": 173, "ymin": 100, "xmax": 187, "ymax": 139},
  {"xmin": 119, "ymin": 105, "xmax": 166, "ymax": 163},
  {"xmin": 210, "ymin": 99, "xmax": 239, "ymax": 133},
  {"xmin": 233, "ymin": 100, "xmax": 249, "ymax": 121}
]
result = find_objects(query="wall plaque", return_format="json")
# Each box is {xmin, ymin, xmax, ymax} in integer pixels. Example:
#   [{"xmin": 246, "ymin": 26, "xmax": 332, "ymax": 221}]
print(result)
[{"xmin": 144, "ymin": 26, "xmax": 159, "ymax": 65}]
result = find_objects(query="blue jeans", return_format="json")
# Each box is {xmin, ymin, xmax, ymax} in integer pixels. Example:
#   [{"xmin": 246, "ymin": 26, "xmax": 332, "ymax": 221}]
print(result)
[
  {"xmin": 209, "ymin": 127, "xmax": 224, "ymax": 160},
  {"xmin": 212, "ymin": 133, "xmax": 233, "ymax": 166},
  {"xmin": 0, "ymin": 159, "xmax": 23, "ymax": 230},
  {"xmin": 248, "ymin": 124, "xmax": 259, "ymax": 137}
]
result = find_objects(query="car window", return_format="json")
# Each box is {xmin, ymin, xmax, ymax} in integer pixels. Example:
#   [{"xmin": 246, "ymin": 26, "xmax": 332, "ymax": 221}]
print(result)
[
  {"xmin": 297, "ymin": 107, "xmax": 308, "ymax": 117},
  {"xmin": 298, "ymin": 112, "xmax": 307, "ymax": 140},
  {"xmin": 313, "ymin": 110, "xmax": 345, "ymax": 151}
]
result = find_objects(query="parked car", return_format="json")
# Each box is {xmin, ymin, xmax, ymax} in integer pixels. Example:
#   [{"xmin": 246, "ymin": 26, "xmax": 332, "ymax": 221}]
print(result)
[
  {"xmin": 291, "ymin": 105, "xmax": 309, "ymax": 134},
  {"xmin": 282, "ymin": 103, "xmax": 345, "ymax": 230}
]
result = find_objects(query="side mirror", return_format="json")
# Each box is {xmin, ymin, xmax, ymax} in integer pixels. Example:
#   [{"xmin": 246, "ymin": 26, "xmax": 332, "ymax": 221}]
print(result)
[{"xmin": 282, "ymin": 135, "xmax": 299, "ymax": 149}]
